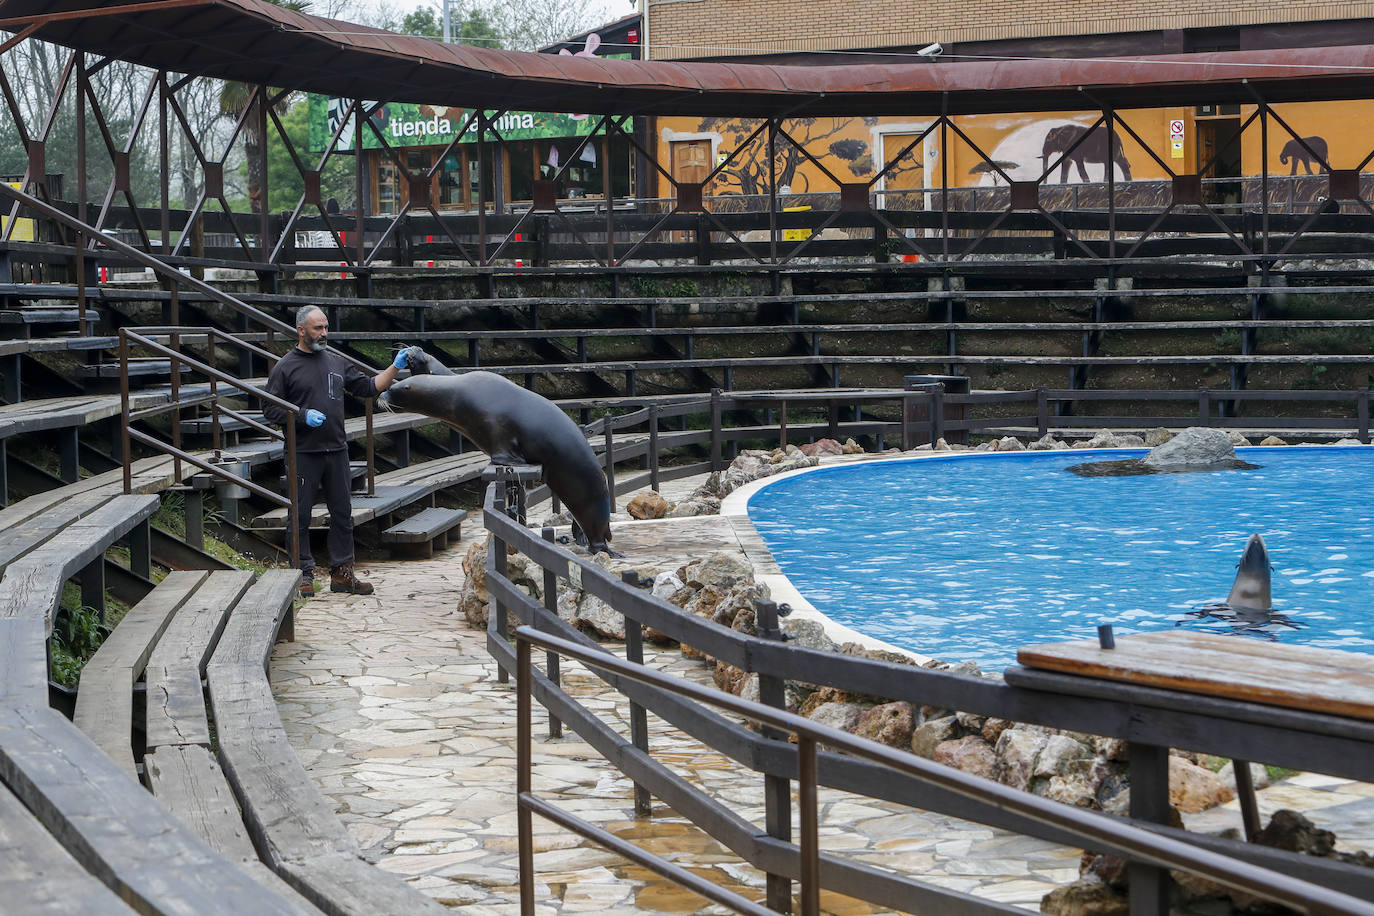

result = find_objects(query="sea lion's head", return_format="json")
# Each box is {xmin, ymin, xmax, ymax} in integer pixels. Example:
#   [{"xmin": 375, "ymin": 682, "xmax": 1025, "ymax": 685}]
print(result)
[
  {"xmin": 378, "ymin": 372, "xmax": 470, "ymax": 417},
  {"xmin": 398, "ymin": 346, "xmax": 455, "ymax": 377}
]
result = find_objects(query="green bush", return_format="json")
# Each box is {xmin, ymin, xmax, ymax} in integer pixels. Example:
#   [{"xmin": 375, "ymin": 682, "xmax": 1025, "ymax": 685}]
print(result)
[{"xmin": 50, "ymin": 603, "xmax": 103, "ymax": 688}]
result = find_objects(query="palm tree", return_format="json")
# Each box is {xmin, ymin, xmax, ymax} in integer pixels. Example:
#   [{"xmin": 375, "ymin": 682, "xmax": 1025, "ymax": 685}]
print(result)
[{"xmin": 219, "ymin": 0, "xmax": 311, "ymax": 214}]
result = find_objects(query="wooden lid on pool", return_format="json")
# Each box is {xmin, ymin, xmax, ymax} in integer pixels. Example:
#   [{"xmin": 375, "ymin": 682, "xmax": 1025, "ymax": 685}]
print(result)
[{"xmin": 1016, "ymin": 630, "xmax": 1374, "ymax": 721}]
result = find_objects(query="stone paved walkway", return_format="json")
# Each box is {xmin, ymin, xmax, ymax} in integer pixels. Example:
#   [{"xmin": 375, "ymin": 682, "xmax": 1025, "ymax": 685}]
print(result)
[
  {"xmin": 272, "ymin": 460, "xmax": 1374, "ymax": 912},
  {"xmin": 271, "ymin": 528, "xmax": 1081, "ymax": 912}
]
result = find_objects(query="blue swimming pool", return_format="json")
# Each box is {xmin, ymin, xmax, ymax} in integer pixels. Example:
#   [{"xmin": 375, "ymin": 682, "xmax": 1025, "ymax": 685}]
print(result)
[{"xmin": 747, "ymin": 447, "xmax": 1374, "ymax": 671}]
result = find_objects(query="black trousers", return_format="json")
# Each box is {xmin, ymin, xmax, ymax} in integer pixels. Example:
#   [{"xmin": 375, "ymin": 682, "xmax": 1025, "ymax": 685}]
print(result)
[{"xmin": 295, "ymin": 448, "xmax": 354, "ymax": 574}]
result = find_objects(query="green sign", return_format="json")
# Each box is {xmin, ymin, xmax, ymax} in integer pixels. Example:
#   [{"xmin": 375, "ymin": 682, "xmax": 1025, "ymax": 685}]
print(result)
[{"xmin": 308, "ymin": 95, "xmax": 628, "ymax": 152}]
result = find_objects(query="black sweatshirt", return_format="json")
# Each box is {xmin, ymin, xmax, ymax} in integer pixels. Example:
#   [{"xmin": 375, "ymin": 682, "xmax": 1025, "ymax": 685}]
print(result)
[{"xmin": 263, "ymin": 347, "xmax": 376, "ymax": 452}]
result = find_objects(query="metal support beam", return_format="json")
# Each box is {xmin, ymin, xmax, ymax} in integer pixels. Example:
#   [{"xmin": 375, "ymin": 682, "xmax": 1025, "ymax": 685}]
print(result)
[
  {"xmin": 59, "ymin": 428, "xmax": 79, "ymax": 483},
  {"xmin": 128, "ymin": 518, "xmax": 152, "ymax": 580},
  {"xmin": 79, "ymin": 555, "xmax": 106, "ymax": 622},
  {"xmin": 1128, "ymin": 741, "xmax": 1171, "ymax": 916}
]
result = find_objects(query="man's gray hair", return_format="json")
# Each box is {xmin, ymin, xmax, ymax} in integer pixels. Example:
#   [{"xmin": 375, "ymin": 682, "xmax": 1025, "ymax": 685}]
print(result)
[{"xmin": 295, "ymin": 304, "xmax": 324, "ymax": 328}]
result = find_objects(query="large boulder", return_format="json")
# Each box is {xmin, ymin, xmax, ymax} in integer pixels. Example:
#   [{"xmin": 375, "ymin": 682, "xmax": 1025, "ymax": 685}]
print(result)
[
  {"xmin": 1167, "ymin": 755, "xmax": 1233, "ymax": 813},
  {"xmin": 808, "ymin": 702, "xmax": 866, "ymax": 733},
  {"xmin": 664, "ymin": 495, "xmax": 721, "ymax": 518},
  {"xmin": 1142, "ymin": 426, "xmax": 1236, "ymax": 468},
  {"xmin": 853, "ymin": 702, "xmax": 916, "ymax": 749},
  {"xmin": 693, "ymin": 447, "xmax": 818, "ymax": 500},
  {"xmin": 456, "ymin": 536, "xmax": 543, "ymax": 628},
  {"xmin": 995, "ymin": 727, "xmax": 1051, "ymax": 790},
  {"xmin": 799, "ymin": 438, "xmax": 844, "ymax": 457},
  {"xmin": 782, "ymin": 618, "xmax": 839, "ymax": 653},
  {"xmin": 652, "ymin": 571, "xmax": 685, "ymax": 599},
  {"xmin": 934, "ymin": 735, "xmax": 998, "ymax": 780},
  {"xmin": 573, "ymin": 591, "xmax": 624, "ymax": 639},
  {"xmin": 1256, "ymin": 808, "xmax": 1337, "ymax": 855},
  {"xmin": 682, "ymin": 551, "xmax": 755, "ymax": 590},
  {"xmin": 625, "ymin": 490, "xmax": 670, "ymax": 519},
  {"xmin": 1028, "ymin": 433, "xmax": 1069, "ymax": 451},
  {"xmin": 1040, "ymin": 877, "xmax": 1129, "ymax": 916},
  {"xmin": 911, "ymin": 716, "xmax": 960, "ymax": 758},
  {"xmin": 1085, "ymin": 429, "xmax": 1125, "ymax": 448}
]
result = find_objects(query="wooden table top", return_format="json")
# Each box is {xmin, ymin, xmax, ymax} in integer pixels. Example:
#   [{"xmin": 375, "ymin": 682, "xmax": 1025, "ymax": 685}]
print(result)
[{"xmin": 1016, "ymin": 630, "xmax": 1374, "ymax": 721}]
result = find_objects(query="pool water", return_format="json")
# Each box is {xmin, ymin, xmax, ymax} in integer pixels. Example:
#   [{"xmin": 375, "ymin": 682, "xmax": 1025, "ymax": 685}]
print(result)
[{"xmin": 747, "ymin": 447, "xmax": 1374, "ymax": 671}]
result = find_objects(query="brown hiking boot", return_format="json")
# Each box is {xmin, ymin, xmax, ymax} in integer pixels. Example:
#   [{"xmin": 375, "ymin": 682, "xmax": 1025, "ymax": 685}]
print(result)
[
  {"xmin": 299, "ymin": 570, "xmax": 316, "ymax": 598},
  {"xmin": 330, "ymin": 562, "xmax": 373, "ymax": 595}
]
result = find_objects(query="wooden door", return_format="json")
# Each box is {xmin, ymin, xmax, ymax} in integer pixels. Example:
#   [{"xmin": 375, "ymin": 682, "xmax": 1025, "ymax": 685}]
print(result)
[
  {"xmin": 671, "ymin": 140, "xmax": 710, "ymax": 184},
  {"xmin": 879, "ymin": 132, "xmax": 926, "ymax": 210}
]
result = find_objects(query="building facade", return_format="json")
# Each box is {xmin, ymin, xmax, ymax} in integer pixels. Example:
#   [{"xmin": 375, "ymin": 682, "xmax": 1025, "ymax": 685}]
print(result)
[
  {"xmin": 307, "ymin": 14, "xmax": 644, "ymax": 215},
  {"xmin": 645, "ymin": 1, "xmax": 1374, "ymax": 212}
]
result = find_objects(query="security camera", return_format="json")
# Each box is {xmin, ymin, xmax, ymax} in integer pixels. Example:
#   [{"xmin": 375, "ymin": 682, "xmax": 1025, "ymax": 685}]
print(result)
[{"xmin": 917, "ymin": 42, "xmax": 943, "ymax": 58}]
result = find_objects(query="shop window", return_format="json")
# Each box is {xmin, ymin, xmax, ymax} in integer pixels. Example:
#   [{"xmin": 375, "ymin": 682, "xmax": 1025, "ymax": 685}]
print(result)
[
  {"xmin": 567, "ymin": 139, "xmax": 602, "ymax": 200},
  {"xmin": 406, "ymin": 149, "xmax": 431, "ymax": 172},
  {"xmin": 509, "ymin": 140, "xmax": 537, "ymax": 203},
  {"xmin": 611, "ymin": 135, "xmax": 631, "ymax": 199},
  {"xmin": 469, "ymin": 148, "xmax": 495, "ymax": 207},
  {"xmin": 376, "ymin": 160, "xmax": 398, "ymax": 215},
  {"xmin": 439, "ymin": 153, "xmax": 463, "ymax": 208}
]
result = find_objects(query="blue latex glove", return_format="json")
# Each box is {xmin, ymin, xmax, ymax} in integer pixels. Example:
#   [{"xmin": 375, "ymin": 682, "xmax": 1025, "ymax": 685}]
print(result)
[
  {"xmin": 393, "ymin": 348, "xmax": 410, "ymax": 369},
  {"xmin": 305, "ymin": 409, "xmax": 325, "ymax": 428}
]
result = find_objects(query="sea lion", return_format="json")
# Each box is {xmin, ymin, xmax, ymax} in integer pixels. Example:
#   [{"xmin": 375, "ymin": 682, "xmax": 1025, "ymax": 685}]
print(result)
[
  {"xmin": 1225, "ymin": 533, "xmax": 1273, "ymax": 612},
  {"xmin": 380, "ymin": 368, "xmax": 613, "ymax": 553},
  {"xmin": 1179, "ymin": 533, "xmax": 1302, "ymax": 638}
]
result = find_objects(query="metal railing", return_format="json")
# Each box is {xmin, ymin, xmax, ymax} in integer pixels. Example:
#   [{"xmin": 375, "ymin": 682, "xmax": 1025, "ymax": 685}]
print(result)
[
  {"xmin": 483, "ymin": 473, "xmax": 1374, "ymax": 916},
  {"xmin": 573, "ymin": 385, "xmax": 1371, "ymax": 503},
  {"xmin": 480, "ymin": 384, "xmax": 1374, "ymax": 914},
  {"xmin": 118, "ymin": 326, "xmax": 301, "ymax": 566},
  {"xmin": 0, "ymin": 179, "xmax": 387, "ymax": 498},
  {"xmin": 514, "ymin": 625, "xmax": 1374, "ymax": 916}
]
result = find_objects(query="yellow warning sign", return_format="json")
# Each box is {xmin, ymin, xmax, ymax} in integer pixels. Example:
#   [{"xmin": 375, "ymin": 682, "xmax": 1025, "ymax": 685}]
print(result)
[{"xmin": 1, "ymin": 182, "xmax": 35, "ymax": 241}]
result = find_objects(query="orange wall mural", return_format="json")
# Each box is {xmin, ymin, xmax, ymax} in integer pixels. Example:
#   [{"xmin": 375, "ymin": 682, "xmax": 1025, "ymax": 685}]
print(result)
[{"xmin": 655, "ymin": 102, "xmax": 1369, "ymax": 202}]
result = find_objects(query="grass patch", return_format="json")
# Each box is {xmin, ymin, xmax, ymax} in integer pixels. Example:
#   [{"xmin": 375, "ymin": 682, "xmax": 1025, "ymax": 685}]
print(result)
[
  {"xmin": 1198, "ymin": 753, "xmax": 1298, "ymax": 784},
  {"xmin": 153, "ymin": 491, "xmax": 273, "ymax": 576},
  {"xmin": 51, "ymin": 492, "xmax": 281, "ymax": 688},
  {"xmin": 50, "ymin": 601, "xmax": 102, "ymax": 689},
  {"xmin": 348, "ymin": 341, "xmax": 393, "ymax": 366}
]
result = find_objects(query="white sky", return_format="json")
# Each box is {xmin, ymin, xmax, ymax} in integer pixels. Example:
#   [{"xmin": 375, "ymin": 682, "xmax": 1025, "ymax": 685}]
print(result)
[{"xmin": 365, "ymin": 0, "xmax": 631, "ymax": 32}]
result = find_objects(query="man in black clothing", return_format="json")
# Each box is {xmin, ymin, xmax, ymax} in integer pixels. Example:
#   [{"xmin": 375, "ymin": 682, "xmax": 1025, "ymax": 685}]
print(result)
[{"xmin": 264, "ymin": 305, "xmax": 410, "ymax": 597}]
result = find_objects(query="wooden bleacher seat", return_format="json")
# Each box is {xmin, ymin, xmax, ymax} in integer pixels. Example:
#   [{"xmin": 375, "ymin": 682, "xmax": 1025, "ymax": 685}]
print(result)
[
  {"xmin": 0, "ymin": 492, "xmax": 158, "ymax": 708},
  {"xmin": 248, "ymin": 484, "xmax": 428, "ymax": 531},
  {"xmin": 207, "ymin": 571, "xmax": 448, "ymax": 914},
  {"xmin": 143, "ymin": 571, "xmax": 255, "ymax": 752},
  {"xmin": 0, "ymin": 307, "xmax": 98, "ymax": 338},
  {"xmin": 73, "ymin": 570, "xmax": 209, "ymax": 779},
  {"xmin": 0, "ymin": 705, "xmax": 307, "ymax": 915},
  {"xmin": 0, "ymin": 780, "xmax": 139, "ymax": 915},
  {"xmin": 380, "ymin": 506, "xmax": 467, "ymax": 557},
  {"xmin": 125, "ymin": 570, "xmax": 322, "ymax": 912},
  {"xmin": 248, "ymin": 450, "xmax": 489, "ymax": 532}
]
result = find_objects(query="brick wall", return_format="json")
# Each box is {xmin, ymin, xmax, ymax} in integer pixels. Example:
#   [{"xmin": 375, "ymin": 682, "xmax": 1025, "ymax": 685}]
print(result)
[{"xmin": 645, "ymin": 0, "xmax": 1374, "ymax": 59}]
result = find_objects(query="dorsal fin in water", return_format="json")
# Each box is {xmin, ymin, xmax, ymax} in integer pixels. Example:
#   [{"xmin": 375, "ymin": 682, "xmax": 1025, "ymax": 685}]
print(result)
[{"xmin": 1225, "ymin": 533, "xmax": 1272, "ymax": 612}]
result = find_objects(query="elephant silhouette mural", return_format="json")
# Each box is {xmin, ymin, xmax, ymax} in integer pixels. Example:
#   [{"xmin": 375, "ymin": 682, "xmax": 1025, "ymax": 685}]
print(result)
[
  {"xmin": 1041, "ymin": 124, "xmax": 1132, "ymax": 182},
  {"xmin": 1279, "ymin": 136, "xmax": 1329, "ymax": 175}
]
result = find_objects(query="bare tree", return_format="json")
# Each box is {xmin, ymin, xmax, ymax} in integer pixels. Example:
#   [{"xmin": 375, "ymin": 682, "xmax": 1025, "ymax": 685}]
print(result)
[{"xmin": 372, "ymin": 1, "xmax": 613, "ymax": 51}]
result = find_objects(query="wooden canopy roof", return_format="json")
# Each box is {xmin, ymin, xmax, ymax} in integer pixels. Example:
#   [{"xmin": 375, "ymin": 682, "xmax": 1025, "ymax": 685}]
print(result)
[{"xmin": 4, "ymin": 0, "xmax": 1373, "ymax": 116}]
